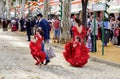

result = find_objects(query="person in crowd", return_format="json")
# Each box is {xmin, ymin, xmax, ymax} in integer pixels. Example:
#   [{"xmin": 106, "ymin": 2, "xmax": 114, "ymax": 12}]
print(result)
[
  {"xmin": 103, "ymin": 18, "xmax": 112, "ymax": 46},
  {"xmin": 70, "ymin": 14, "xmax": 76, "ymax": 38},
  {"xmin": 90, "ymin": 16, "xmax": 98, "ymax": 52},
  {"xmin": 36, "ymin": 13, "xmax": 51, "ymax": 65},
  {"xmin": 2, "ymin": 18, "xmax": 9, "ymax": 31},
  {"xmin": 11, "ymin": 18, "xmax": 17, "ymax": 31},
  {"xmin": 30, "ymin": 18, "xmax": 35, "ymax": 35},
  {"xmin": 86, "ymin": 27, "xmax": 92, "ymax": 52},
  {"xmin": 116, "ymin": 17, "xmax": 120, "ymax": 47},
  {"xmin": 53, "ymin": 15, "xmax": 60, "ymax": 43},
  {"xmin": 109, "ymin": 17, "xmax": 115, "ymax": 40},
  {"xmin": 16, "ymin": 18, "xmax": 19, "ymax": 30},
  {"xmin": 117, "ymin": 27, "xmax": 120, "ymax": 47},
  {"xmin": 63, "ymin": 18, "xmax": 89, "ymax": 67},
  {"xmin": 20, "ymin": 17, "xmax": 25, "ymax": 32},
  {"xmin": 97, "ymin": 18, "xmax": 103, "ymax": 39},
  {"xmin": 29, "ymin": 27, "xmax": 46, "ymax": 65},
  {"xmin": 0, "ymin": 18, "xmax": 1, "ymax": 26},
  {"xmin": 87, "ymin": 15, "xmax": 91, "ymax": 29},
  {"xmin": 49, "ymin": 21, "xmax": 52, "ymax": 31},
  {"xmin": 25, "ymin": 18, "xmax": 32, "ymax": 41},
  {"xmin": 110, "ymin": 17, "xmax": 118, "ymax": 45}
]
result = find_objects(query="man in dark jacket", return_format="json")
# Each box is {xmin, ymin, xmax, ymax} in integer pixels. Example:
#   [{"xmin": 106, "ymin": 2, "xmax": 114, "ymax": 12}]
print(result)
[
  {"xmin": 20, "ymin": 17, "xmax": 25, "ymax": 32},
  {"xmin": 37, "ymin": 13, "xmax": 51, "ymax": 65},
  {"xmin": 25, "ymin": 18, "xmax": 32, "ymax": 41}
]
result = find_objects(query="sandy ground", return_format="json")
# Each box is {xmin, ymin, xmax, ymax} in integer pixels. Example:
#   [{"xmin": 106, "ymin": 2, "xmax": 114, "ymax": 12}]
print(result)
[
  {"xmin": 0, "ymin": 29, "xmax": 120, "ymax": 79},
  {"xmin": 91, "ymin": 40, "xmax": 120, "ymax": 64}
]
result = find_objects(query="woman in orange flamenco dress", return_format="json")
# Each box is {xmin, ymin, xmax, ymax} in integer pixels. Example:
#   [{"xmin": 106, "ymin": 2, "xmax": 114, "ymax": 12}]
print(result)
[
  {"xmin": 29, "ymin": 28, "xmax": 46, "ymax": 65},
  {"xmin": 63, "ymin": 18, "xmax": 89, "ymax": 67}
]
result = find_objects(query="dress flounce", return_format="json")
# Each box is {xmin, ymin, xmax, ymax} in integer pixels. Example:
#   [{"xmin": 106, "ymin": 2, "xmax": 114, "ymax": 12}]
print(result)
[
  {"xmin": 63, "ymin": 26, "xmax": 89, "ymax": 67},
  {"xmin": 29, "ymin": 35, "xmax": 46, "ymax": 64}
]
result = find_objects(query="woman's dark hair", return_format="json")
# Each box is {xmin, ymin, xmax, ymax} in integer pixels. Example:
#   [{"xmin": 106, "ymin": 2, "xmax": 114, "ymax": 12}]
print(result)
[{"xmin": 75, "ymin": 18, "xmax": 82, "ymax": 27}]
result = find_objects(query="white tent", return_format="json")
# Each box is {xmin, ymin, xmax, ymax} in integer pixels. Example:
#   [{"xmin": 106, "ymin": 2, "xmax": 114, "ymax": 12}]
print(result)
[
  {"xmin": 107, "ymin": 5, "xmax": 120, "ymax": 13},
  {"xmin": 107, "ymin": 1, "xmax": 120, "ymax": 13}
]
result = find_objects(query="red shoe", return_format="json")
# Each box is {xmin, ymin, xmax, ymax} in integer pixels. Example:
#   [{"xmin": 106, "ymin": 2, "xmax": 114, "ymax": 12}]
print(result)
[{"xmin": 35, "ymin": 61, "xmax": 39, "ymax": 65}]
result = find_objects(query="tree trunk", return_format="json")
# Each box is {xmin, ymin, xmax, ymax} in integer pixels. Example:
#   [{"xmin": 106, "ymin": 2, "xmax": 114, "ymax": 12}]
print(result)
[
  {"xmin": 0, "ymin": 0, "xmax": 6, "ymax": 16},
  {"xmin": 82, "ymin": 0, "xmax": 88, "ymax": 27},
  {"xmin": 60, "ymin": 0, "xmax": 71, "ymax": 44},
  {"xmin": 6, "ymin": 0, "xmax": 11, "ymax": 20},
  {"xmin": 43, "ymin": 0, "xmax": 50, "ymax": 20},
  {"xmin": 20, "ymin": 0, "xmax": 26, "ymax": 18}
]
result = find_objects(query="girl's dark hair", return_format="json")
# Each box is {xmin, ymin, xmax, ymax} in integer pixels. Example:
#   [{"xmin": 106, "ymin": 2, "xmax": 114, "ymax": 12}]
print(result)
[
  {"xmin": 71, "ymin": 14, "xmax": 75, "ymax": 18},
  {"xmin": 35, "ymin": 28, "xmax": 44, "ymax": 37},
  {"xmin": 75, "ymin": 18, "xmax": 82, "ymax": 27}
]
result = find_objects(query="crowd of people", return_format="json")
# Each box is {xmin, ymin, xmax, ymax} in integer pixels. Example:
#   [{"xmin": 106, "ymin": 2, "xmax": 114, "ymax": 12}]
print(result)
[
  {"xmin": 0, "ymin": 12, "xmax": 120, "ymax": 67},
  {"xmin": 29, "ymin": 13, "xmax": 89, "ymax": 67},
  {"xmin": 85, "ymin": 14, "xmax": 120, "ymax": 52}
]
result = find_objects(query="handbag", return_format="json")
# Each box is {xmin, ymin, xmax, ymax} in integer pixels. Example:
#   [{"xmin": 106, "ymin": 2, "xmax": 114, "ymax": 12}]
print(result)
[{"xmin": 45, "ymin": 47, "xmax": 56, "ymax": 59}]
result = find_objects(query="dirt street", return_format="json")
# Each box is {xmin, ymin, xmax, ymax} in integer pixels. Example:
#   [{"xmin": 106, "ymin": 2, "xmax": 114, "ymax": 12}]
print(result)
[{"xmin": 0, "ymin": 29, "xmax": 120, "ymax": 79}]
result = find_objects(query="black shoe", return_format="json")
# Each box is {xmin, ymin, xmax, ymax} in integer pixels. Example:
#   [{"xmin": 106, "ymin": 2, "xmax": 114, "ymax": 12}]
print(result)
[
  {"xmin": 27, "ymin": 40, "xmax": 30, "ymax": 42},
  {"xmin": 44, "ymin": 60, "xmax": 50, "ymax": 65},
  {"xmin": 57, "ymin": 40, "xmax": 59, "ymax": 43},
  {"xmin": 54, "ymin": 40, "xmax": 56, "ymax": 43},
  {"xmin": 41, "ymin": 62, "xmax": 43, "ymax": 64}
]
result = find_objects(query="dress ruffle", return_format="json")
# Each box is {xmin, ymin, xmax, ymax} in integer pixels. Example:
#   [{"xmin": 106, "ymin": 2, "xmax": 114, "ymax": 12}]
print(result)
[
  {"xmin": 63, "ymin": 42, "xmax": 89, "ymax": 67},
  {"xmin": 29, "ymin": 34, "xmax": 46, "ymax": 64},
  {"xmin": 63, "ymin": 26, "xmax": 89, "ymax": 67},
  {"xmin": 11, "ymin": 24, "xmax": 17, "ymax": 31}
]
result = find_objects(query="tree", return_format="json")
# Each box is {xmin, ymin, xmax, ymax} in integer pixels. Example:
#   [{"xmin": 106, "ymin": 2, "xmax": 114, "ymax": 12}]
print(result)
[
  {"xmin": 0, "ymin": 0, "xmax": 6, "ymax": 16},
  {"xmin": 4, "ymin": 0, "xmax": 17, "ymax": 19},
  {"xmin": 60, "ymin": 0, "xmax": 71, "ymax": 43},
  {"xmin": 81, "ymin": 0, "xmax": 111, "ymax": 27},
  {"xmin": 5, "ymin": 0, "xmax": 12, "ymax": 20},
  {"xmin": 20, "ymin": 0, "xmax": 26, "ymax": 18},
  {"xmin": 43, "ymin": 0, "xmax": 50, "ymax": 20},
  {"xmin": 81, "ymin": 0, "xmax": 88, "ymax": 27}
]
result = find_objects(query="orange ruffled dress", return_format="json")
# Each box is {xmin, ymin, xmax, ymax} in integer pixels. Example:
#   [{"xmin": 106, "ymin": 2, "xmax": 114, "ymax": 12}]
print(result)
[
  {"xmin": 29, "ymin": 34, "xmax": 46, "ymax": 64},
  {"xmin": 63, "ymin": 26, "xmax": 89, "ymax": 67}
]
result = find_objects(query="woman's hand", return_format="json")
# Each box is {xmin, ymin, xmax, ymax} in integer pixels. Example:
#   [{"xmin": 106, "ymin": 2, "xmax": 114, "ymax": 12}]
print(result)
[{"xmin": 73, "ymin": 42, "xmax": 77, "ymax": 47}]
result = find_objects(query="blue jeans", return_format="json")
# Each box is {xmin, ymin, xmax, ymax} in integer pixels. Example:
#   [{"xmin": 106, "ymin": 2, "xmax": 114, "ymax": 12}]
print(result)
[
  {"xmin": 41, "ymin": 39, "xmax": 50, "ymax": 61},
  {"xmin": 54, "ymin": 29, "xmax": 60, "ymax": 38}
]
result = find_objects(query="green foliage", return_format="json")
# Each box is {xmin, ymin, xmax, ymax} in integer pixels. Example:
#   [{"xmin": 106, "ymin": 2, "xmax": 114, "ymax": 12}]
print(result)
[{"xmin": 12, "ymin": 0, "xmax": 16, "ymax": 2}]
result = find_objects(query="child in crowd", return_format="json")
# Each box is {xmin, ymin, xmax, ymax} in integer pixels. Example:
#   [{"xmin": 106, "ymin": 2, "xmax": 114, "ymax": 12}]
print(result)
[
  {"xmin": 86, "ymin": 28, "xmax": 92, "ymax": 52},
  {"xmin": 29, "ymin": 27, "xmax": 45, "ymax": 65}
]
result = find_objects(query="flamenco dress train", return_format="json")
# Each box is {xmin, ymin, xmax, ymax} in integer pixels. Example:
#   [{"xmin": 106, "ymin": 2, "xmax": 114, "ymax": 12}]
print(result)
[
  {"xmin": 63, "ymin": 26, "xmax": 89, "ymax": 67},
  {"xmin": 29, "ymin": 34, "xmax": 46, "ymax": 64},
  {"xmin": 12, "ymin": 24, "xmax": 17, "ymax": 31}
]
